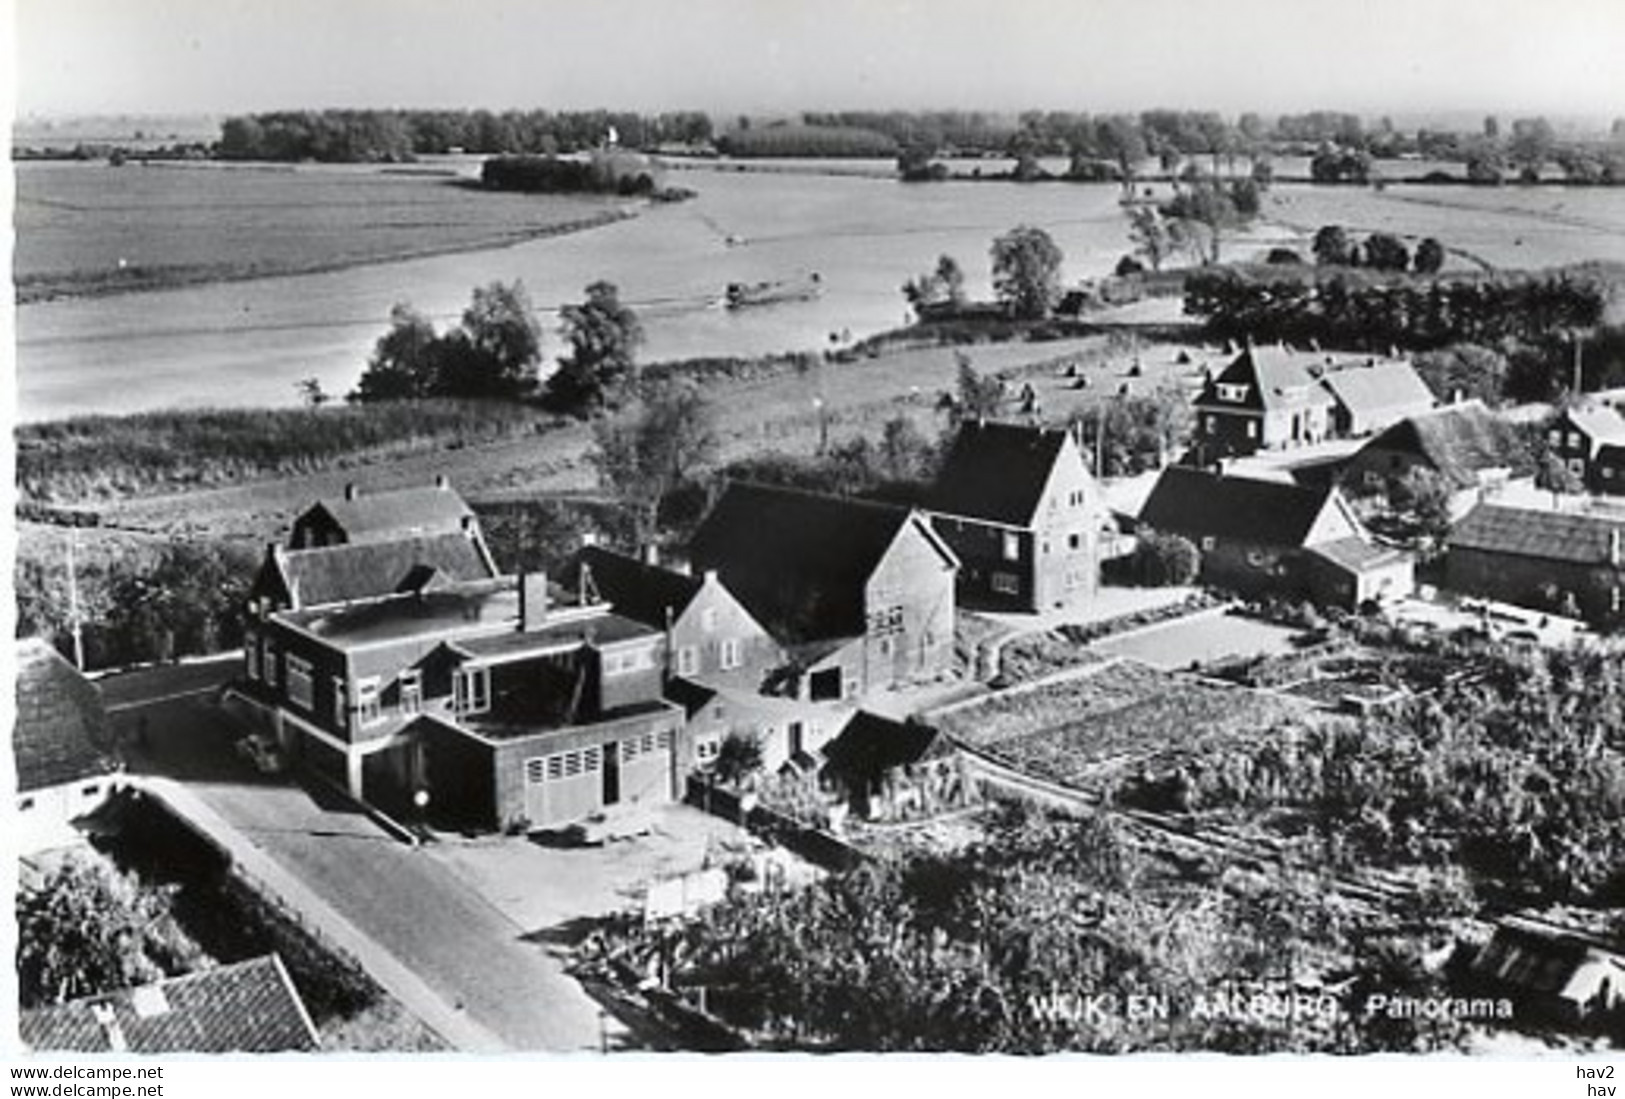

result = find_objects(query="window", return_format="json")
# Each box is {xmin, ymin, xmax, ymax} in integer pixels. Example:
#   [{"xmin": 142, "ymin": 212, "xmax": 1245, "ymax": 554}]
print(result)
[
  {"xmin": 526, "ymin": 758, "xmax": 547, "ymax": 784},
  {"xmin": 1002, "ymin": 532, "xmax": 1020, "ymax": 561},
  {"xmin": 1218, "ymin": 383, "xmax": 1248, "ymax": 403},
  {"xmin": 399, "ymin": 670, "xmax": 422, "ymax": 714},
  {"xmin": 263, "ymin": 643, "xmax": 279, "ymax": 688},
  {"xmin": 1203, "ymin": 414, "xmax": 1215, "ymax": 434},
  {"xmin": 1569, "ymin": 458, "xmax": 1586, "ymax": 478},
  {"xmin": 1569, "ymin": 432, "xmax": 1583, "ymax": 449},
  {"xmin": 1549, "ymin": 429, "xmax": 1563, "ymax": 446},
  {"xmin": 1245, "ymin": 421, "xmax": 1259, "ymax": 440},
  {"xmin": 605, "ymin": 645, "xmax": 656, "ymax": 677},
  {"xmin": 331, "ymin": 678, "xmax": 347, "ymax": 731},
  {"xmin": 356, "ymin": 677, "xmax": 381, "ymax": 727},
  {"xmin": 711, "ymin": 703, "xmax": 725, "ymax": 722},
  {"xmin": 700, "ymin": 607, "xmax": 718, "ymax": 632},
  {"xmin": 868, "ymin": 605, "xmax": 904, "ymax": 634},
  {"xmin": 1201, "ymin": 536, "xmax": 1217, "ymax": 552},
  {"xmin": 991, "ymin": 572, "xmax": 1019, "ymax": 595},
  {"xmin": 720, "ymin": 637, "xmax": 742, "ymax": 670},
  {"xmin": 286, "ymin": 655, "xmax": 313, "ymax": 710},
  {"xmin": 1068, "ymin": 533, "xmax": 1081, "ymax": 550},
  {"xmin": 1604, "ymin": 467, "xmax": 1616, "ymax": 480},
  {"xmin": 677, "ymin": 646, "xmax": 699, "ymax": 677},
  {"xmin": 695, "ymin": 736, "xmax": 721, "ymax": 765},
  {"xmin": 244, "ymin": 632, "xmax": 259, "ymax": 680},
  {"xmin": 454, "ymin": 667, "xmax": 490, "ymax": 715}
]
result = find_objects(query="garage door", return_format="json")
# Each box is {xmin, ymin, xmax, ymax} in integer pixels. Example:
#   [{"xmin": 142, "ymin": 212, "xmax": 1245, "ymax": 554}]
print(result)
[
  {"xmin": 523, "ymin": 744, "xmax": 602, "ymax": 828},
  {"xmin": 617, "ymin": 729, "xmax": 674, "ymax": 806}
]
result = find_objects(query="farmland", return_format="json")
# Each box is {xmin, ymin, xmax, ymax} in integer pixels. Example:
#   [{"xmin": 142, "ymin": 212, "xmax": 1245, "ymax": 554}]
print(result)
[
  {"xmin": 14, "ymin": 160, "xmax": 626, "ymax": 302},
  {"xmin": 933, "ymin": 659, "xmax": 1309, "ymax": 790}
]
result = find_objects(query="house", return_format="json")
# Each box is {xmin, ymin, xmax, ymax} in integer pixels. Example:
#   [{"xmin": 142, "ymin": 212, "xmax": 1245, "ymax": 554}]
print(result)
[
  {"xmin": 665, "ymin": 677, "xmax": 836, "ymax": 776},
  {"xmin": 1468, "ymin": 915, "xmax": 1625, "ymax": 1027},
  {"xmin": 1193, "ymin": 344, "xmax": 1434, "ymax": 460},
  {"xmin": 1318, "ymin": 356, "xmax": 1437, "ymax": 437},
  {"xmin": 564, "ymin": 545, "xmax": 784, "ymax": 691},
  {"xmin": 251, "ymin": 478, "xmax": 498, "ymax": 613},
  {"xmin": 818, "ymin": 711, "xmax": 973, "ymax": 822},
  {"xmin": 1342, "ymin": 400, "xmax": 1533, "ymax": 518},
  {"xmin": 1546, "ymin": 403, "xmax": 1625, "ymax": 494},
  {"xmin": 19, "ymin": 954, "xmax": 319, "ymax": 1053},
  {"xmin": 14, "ymin": 639, "xmax": 120, "ymax": 853},
  {"xmin": 688, "ymin": 483, "xmax": 959, "ymax": 702},
  {"xmin": 235, "ymin": 572, "xmax": 685, "ymax": 833},
  {"xmin": 1444, "ymin": 502, "xmax": 1625, "ymax": 627},
  {"xmin": 925, "ymin": 420, "xmax": 1103, "ymax": 612},
  {"xmin": 1138, "ymin": 466, "xmax": 1414, "ymax": 609}
]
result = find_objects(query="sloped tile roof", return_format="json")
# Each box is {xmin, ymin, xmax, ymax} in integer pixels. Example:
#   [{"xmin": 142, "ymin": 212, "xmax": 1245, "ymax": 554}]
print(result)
[
  {"xmin": 566, "ymin": 546, "xmax": 702, "ymax": 629},
  {"xmin": 14, "ymin": 639, "xmax": 115, "ymax": 794},
  {"xmin": 19, "ymin": 955, "xmax": 319, "ymax": 1053},
  {"xmin": 1359, "ymin": 401, "xmax": 1532, "ymax": 489},
  {"xmin": 819, "ymin": 711, "xmax": 952, "ymax": 786},
  {"xmin": 1320, "ymin": 359, "xmax": 1436, "ymax": 425},
  {"xmin": 689, "ymin": 483, "xmax": 955, "ymax": 643},
  {"xmin": 268, "ymin": 533, "xmax": 496, "ymax": 609},
  {"xmin": 926, "ymin": 420, "xmax": 1085, "ymax": 527},
  {"xmin": 1305, "ymin": 535, "xmax": 1407, "ymax": 574},
  {"xmin": 1563, "ymin": 403, "xmax": 1625, "ymax": 453},
  {"xmin": 1200, "ymin": 345, "xmax": 1335, "ymax": 412},
  {"xmin": 1138, "ymin": 466, "xmax": 1334, "ymax": 548},
  {"xmin": 1447, "ymin": 504, "xmax": 1625, "ymax": 566},
  {"xmin": 307, "ymin": 486, "xmax": 474, "ymax": 545}
]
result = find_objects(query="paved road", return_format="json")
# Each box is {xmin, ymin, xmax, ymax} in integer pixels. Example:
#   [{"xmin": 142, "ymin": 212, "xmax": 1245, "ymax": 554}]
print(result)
[{"xmin": 114, "ymin": 683, "xmax": 632, "ymax": 1052}]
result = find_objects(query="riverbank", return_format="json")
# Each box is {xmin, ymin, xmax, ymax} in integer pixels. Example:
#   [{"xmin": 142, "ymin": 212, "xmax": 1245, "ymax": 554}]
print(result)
[{"xmin": 16, "ymin": 208, "xmax": 634, "ymax": 305}]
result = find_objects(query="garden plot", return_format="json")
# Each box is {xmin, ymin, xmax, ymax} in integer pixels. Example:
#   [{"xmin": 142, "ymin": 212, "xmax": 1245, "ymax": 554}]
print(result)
[{"xmin": 933, "ymin": 659, "xmax": 1306, "ymax": 790}]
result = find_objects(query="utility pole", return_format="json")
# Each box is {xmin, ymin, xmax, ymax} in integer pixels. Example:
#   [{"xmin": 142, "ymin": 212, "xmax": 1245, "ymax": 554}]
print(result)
[
  {"xmin": 1573, "ymin": 333, "xmax": 1584, "ymax": 396},
  {"xmin": 65, "ymin": 530, "xmax": 85, "ymax": 671}
]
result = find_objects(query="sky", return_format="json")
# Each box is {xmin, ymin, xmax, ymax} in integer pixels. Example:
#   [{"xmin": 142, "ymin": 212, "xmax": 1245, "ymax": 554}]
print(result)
[{"xmin": 11, "ymin": 0, "xmax": 1625, "ymax": 122}]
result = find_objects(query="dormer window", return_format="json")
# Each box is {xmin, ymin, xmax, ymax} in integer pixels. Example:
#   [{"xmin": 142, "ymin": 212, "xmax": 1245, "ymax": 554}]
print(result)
[{"xmin": 1217, "ymin": 383, "xmax": 1248, "ymax": 403}]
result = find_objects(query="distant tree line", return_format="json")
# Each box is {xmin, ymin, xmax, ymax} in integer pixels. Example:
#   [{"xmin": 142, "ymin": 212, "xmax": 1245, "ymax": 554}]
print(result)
[
  {"xmin": 480, "ymin": 152, "xmax": 663, "ymax": 196},
  {"xmin": 216, "ymin": 109, "xmax": 714, "ymax": 162},
  {"xmin": 715, "ymin": 124, "xmax": 900, "ymax": 159}
]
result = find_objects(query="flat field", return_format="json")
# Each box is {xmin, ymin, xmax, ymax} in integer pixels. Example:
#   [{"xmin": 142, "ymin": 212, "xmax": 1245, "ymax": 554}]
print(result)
[
  {"xmin": 934, "ymin": 659, "xmax": 1307, "ymax": 790},
  {"xmin": 1264, "ymin": 182, "xmax": 1625, "ymax": 271},
  {"xmin": 15, "ymin": 161, "xmax": 624, "ymax": 301}
]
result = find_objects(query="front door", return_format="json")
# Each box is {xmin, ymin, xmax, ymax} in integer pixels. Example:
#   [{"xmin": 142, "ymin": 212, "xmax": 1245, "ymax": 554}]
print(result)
[{"xmin": 602, "ymin": 741, "xmax": 621, "ymax": 806}]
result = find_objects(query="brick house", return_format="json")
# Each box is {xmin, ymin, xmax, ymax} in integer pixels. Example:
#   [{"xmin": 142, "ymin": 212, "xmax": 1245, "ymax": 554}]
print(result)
[
  {"xmin": 1138, "ymin": 466, "xmax": 1413, "ymax": 609},
  {"xmin": 1445, "ymin": 503, "xmax": 1625, "ymax": 627},
  {"xmin": 1342, "ymin": 400, "xmax": 1534, "ymax": 519},
  {"xmin": 925, "ymin": 421, "xmax": 1103, "ymax": 613},
  {"xmin": 564, "ymin": 545, "xmax": 784, "ymax": 692},
  {"xmin": 688, "ymin": 483, "xmax": 959, "ymax": 703},
  {"xmin": 1193, "ymin": 344, "xmax": 1432, "ymax": 460},
  {"xmin": 1545, "ymin": 403, "xmax": 1625, "ymax": 494},
  {"xmin": 666, "ymin": 677, "xmax": 836, "ymax": 776},
  {"xmin": 251, "ymin": 479, "xmax": 498, "ymax": 613},
  {"xmin": 13, "ymin": 639, "xmax": 120, "ymax": 853},
  {"xmin": 237, "ymin": 573, "xmax": 684, "ymax": 832}
]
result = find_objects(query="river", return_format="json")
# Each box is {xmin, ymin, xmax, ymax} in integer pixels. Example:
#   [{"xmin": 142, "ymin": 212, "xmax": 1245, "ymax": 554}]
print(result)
[{"xmin": 17, "ymin": 160, "xmax": 1625, "ymax": 422}]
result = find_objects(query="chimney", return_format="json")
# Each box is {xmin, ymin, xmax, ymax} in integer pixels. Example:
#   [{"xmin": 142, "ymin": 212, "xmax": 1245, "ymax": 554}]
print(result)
[
  {"xmin": 519, "ymin": 571, "xmax": 549, "ymax": 632},
  {"xmin": 703, "ymin": 568, "xmax": 718, "ymax": 586},
  {"xmin": 672, "ymin": 558, "xmax": 693, "ymax": 577},
  {"xmin": 580, "ymin": 530, "xmax": 600, "ymax": 549},
  {"xmin": 90, "ymin": 1003, "xmax": 127, "ymax": 1053},
  {"xmin": 1611, "ymin": 528, "xmax": 1621, "ymax": 569},
  {"xmin": 434, "ymin": 474, "xmax": 450, "ymax": 490},
  {"xmin": 643, "ymin": 544, "xmax": 660, "ymax": 567},
  {"xmin": 343, "ymin": 483, "xmax": 358, "ymax": 501}
]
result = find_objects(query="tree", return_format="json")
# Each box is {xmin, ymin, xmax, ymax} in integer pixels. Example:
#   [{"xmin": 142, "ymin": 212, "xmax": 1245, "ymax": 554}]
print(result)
[
  {"xmin": 1412, "ymin": 343, "xmax": 1507, "ymax": 405},
  {"xmin": 436, "ymin": 281, "xmax": 542, "ymax": 399},
  {"xmin": 1312, "ymin": 225, "xmax": 1355, "ymax": 267},
  {"xmin": 951, "ymin": 353, "xmax": 1006, "ymax": 423},
  {"xmin": 1387, "ymin": 467, "xmax": 1453, "ymax": 550},
  {"xmin": 104, "ymin": 541, "xmax": 255, "ymax": 666},
  {"xmin": 17, "ymin": 858, "xmax": 204, "ymax": 1008},
  {"xmin": 903, "ymin": 254, "xmax": 967, "ymax": 313},
  {"xmin": 1413, "ymin": 237, "xmax": 1446, "ymax": 275},
  {"xmin": 1097, "ymin": 115, "xmax": 1147, "ymax": 198},
  {"xmin": 587, "ymin": 380, "xmax": 718, "ymax": 547},
  {"xmin": 1362, "ymin": 233, "xmax": 1411, "ymax": 272},
  {"xmin": 990, "ymin": 225, "xmax": 1064, "ymax": 319},
  {"xmin": 1537, "ymin": 451, "xmax": 1584, "ymax": 500},
  {"xmin": 1133, "ymin": 529, "xmax": 1200, "ymax": 586},
  {"xmin": 878, "ymin": 416, "xmax": 934, "ymax": 482},
  {"xmin": 295, "ymin": 377, "xmax": 330, "ymax": 407},
  {"xmin": 712, "ymin": 732, "xmax": 764, "ymax": 788},
  {"xmin": 351, "ymin": 303, "xmax": 442, "ymax": 401},
  {"xmin": 1126, "ymin": 207, "xmax": 1177, "ymax": 273},
  {"xmin": 547, "ymin": 280, "xmax": 644, "ymax": 414},
  {"xmin": 1508, "ymin": 117, "xmax": 1555, "ymax": 179}
]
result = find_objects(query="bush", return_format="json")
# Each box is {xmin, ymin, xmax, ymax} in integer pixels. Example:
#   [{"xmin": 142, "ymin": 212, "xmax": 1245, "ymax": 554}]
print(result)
[
  {"xmin": 1115, "ymin": 255, "xmax": 1146, "ymax": 277},
  {"xmin": 1133, "ymin": 529, "xmax": 1200, "ymax": 586}
]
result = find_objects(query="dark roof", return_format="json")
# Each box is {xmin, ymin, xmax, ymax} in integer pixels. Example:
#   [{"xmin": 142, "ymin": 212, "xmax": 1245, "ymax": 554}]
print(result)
[
  {"xmin": 926, "ymin": 420, "xmax": 1085, "ymax": 527},
  {"xmin": 265, "ymin": 532, "xmax": 496, "ymax": 609},
  {"xmin": 305, "ymin": 485, "xmax": 474, "ymax": 545},
  {"xmin": 820, "ymin": 711, "xmax": 952, "ymax": 785},
  {"xmin": 567, "ymin": 546, "xmax": 703, "ymax": 628},
  {"xmin": 1360, "ymin": 401, "xmax": 1531, "ymax": 489},
  {"xmin": 688, "ymin": 483, "xmax": 955, "ymax": 642},
  {"xmin": 1138, "ymin": 467, "xmax": 1336, "ymax": 547},
  {"xmin": 450, "ymin": 611, "xmax": 657, "ymax": 660},
  {"xmin": 278, "ymin": 578, "xmax": 517, "ymax": 646},
  {"xmin": 1447, "ymin": 504, "xmax": 1625, "ymax": 566},
  {"xmin": 14, "ymin": 639, "xmax": 115, "ymax": 794},
  {"xmin": 19, "ymin": 955, "xmax": 319, "ymax": 1054}
]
